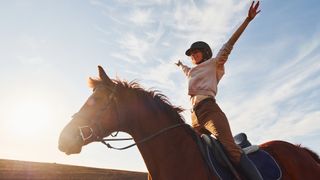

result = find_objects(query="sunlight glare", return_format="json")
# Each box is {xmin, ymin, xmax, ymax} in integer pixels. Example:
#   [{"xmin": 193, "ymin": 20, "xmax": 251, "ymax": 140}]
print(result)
[{"xmin": 6, "ymin": 99, "xmax": 54, "ymax": 137}]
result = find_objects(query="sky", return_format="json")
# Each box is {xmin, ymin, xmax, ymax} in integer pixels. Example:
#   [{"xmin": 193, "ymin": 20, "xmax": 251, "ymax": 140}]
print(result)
[{"xmin": 0, "ymin": 0, "xmax": 319, "ymax": 172}]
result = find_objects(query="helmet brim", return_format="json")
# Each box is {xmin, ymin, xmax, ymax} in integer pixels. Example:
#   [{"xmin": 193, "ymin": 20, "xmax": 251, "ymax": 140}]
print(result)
[
  {"xmin": 185, "ymin": 47, "xmax": 198, "ymax": 56},
  {"xmin": 185, "ymin": 48, "xmax": 192, "ymax": 56},
  {"xmin": 185, "ymin": 42, "xmax": 206, "ymax": 56}
]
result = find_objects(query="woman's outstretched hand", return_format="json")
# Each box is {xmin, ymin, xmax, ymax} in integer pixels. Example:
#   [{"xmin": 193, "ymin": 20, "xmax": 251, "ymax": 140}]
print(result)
[
  {"xmin": 248, "ymin": 1, "xmax": 261, "ymax": 21},
  {"xmin": 175, "ymin": 60, "xmax": 182, "ymax": 67}
]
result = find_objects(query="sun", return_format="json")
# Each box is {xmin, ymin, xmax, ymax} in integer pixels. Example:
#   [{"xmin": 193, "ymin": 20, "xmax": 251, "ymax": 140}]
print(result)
[{"xmin": 5, "ymin": 99, "xmax": 54, "ymax": 137}]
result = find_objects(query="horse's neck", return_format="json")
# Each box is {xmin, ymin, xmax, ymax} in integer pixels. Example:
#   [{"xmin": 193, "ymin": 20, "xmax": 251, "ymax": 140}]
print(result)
[{"xmin": 126, "ymin": 107, "xmax": 211, "ymax": 180}]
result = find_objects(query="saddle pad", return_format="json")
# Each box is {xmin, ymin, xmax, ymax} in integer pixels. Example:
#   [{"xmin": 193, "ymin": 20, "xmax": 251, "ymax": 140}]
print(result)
[
  {"xmin": 248, "ymin": 150, "xmax": 282, "ymax": 180},
  {"xmin": 207, "ymin": 148, "xmax": 282, "ymax": 180}
]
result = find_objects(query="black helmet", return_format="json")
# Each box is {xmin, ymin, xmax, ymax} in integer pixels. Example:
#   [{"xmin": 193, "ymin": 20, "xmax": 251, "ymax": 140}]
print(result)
[{"xmin": 185, "ymin": 41, "xmax": 212, "ymax": 61}]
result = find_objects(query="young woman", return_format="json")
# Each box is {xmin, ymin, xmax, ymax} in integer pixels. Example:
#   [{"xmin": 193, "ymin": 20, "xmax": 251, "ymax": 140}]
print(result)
[{"xmin": 176, "ymin": 1, "xmax": 262, "ymax": 180}]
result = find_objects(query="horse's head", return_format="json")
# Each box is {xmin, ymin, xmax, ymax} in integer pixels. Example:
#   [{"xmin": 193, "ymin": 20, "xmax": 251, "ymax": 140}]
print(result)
[{"xmin": 58, "ymin": 66, "xmax": 121, "ymax": 155}]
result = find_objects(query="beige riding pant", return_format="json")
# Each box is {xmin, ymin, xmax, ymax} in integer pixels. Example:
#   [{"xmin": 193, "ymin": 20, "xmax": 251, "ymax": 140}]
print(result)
[{"xmin": 191, "ymin": 98, "xmax": 242, "ymax": 164}]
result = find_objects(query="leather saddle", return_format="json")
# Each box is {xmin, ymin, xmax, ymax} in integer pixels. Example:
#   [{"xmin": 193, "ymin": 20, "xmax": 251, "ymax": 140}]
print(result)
[{"xmin": 199, "ymin": 133, "xmax": 282, "ymax": 180}]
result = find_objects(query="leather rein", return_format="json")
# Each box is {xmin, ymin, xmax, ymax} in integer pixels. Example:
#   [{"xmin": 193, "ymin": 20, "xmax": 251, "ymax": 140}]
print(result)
[
  {"xmin": 77, "ymin": 85, "xmax": 188, "ymax": 150},
  {"xmin": 101, "ymin": 123, "xmax": 187, "ymax": 150}
]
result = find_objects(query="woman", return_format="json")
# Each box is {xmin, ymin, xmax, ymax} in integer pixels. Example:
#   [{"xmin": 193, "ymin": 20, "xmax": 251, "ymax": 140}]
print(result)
[{"xmin": 176, "ymin": 1, "xmax": 262, "ymax": 180}]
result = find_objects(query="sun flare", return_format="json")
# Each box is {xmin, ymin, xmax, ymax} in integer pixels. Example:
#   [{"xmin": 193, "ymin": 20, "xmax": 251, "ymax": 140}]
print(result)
[{"xmin": 5, "ymin": 99, "xmax": 54, "ymax": 137}]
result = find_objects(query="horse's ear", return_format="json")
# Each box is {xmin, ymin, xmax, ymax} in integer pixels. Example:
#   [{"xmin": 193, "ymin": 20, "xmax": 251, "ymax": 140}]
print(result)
[{"xmin": 98, "ymin": 65, "xmax": 112, "ymax": 84}]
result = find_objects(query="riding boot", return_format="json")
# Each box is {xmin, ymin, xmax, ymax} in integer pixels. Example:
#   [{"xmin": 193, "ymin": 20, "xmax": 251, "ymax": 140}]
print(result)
[{"xmin": 238, "ymin": 153, "xmax": 263, "ymax": 180}]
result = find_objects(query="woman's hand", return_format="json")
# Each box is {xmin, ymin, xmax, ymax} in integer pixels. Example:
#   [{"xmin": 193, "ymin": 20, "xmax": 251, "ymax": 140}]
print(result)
[
  {"xmin": 175, "ymin": 60, "xmax": 182, "ymax": 66},
  {"xmin": 248, "ymin": 1, "xmax": 261, "ymax": 21}
]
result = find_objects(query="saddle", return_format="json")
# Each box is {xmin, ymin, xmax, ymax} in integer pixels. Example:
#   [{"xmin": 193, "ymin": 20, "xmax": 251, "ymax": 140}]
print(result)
[{"xmin": 199, "ymin": 133, "xmax": 282, "ymax": 180}]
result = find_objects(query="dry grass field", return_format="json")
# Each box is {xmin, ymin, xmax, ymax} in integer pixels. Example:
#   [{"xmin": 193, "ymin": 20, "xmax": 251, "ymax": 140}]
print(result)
[{"xmin": 0, "ymin": 159, "xmax": 148, "ymax": 180}]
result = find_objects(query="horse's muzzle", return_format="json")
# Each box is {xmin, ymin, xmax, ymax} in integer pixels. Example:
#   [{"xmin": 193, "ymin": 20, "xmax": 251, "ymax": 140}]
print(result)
[{"xmin": 58, "ymin": 128, "xmax": 84, "ymax": 155}]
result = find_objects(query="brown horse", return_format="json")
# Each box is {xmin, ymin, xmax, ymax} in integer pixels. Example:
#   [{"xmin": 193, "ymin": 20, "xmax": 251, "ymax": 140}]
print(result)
[{"xmin": 58, "ymin": 66, "xmax": 320, "ymax": 180}]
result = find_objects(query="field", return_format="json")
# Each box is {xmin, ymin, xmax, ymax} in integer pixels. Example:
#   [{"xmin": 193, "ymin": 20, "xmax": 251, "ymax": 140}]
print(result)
[{"xmin": 0, "ymin": 159, "xmax": 148, "ymax": 180}]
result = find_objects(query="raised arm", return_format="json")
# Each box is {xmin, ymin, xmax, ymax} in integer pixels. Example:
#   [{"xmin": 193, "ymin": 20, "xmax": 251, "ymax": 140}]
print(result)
[
  {"xmin": 227, "ymin": 1, "xmax": 261, "ymax": 46},
  {"xmin": 216, "ymin": 1, "xmax": 260, "ymax": 65}
]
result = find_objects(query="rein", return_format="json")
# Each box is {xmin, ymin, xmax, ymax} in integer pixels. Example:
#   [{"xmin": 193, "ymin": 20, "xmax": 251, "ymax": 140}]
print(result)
[{"xmin": 101, "ymin": 123, "xmax": 189, "ymax": 150}]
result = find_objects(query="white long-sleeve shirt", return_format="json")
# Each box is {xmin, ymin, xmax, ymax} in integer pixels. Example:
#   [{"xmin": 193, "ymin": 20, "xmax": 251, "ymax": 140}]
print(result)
[{"xmin": 179, "ymin": 42, "xmax": 233, "ymax": 99}]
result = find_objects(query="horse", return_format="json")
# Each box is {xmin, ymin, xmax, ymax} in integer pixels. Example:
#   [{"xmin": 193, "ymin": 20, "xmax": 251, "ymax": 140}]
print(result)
[{"xmin": 58, "ymin": 66, "xmax": 320, "ymax": 180}]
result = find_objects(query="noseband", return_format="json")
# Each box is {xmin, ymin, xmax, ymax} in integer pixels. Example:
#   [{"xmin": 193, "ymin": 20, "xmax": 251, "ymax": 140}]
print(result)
[
  {"xmin": 79, "ymin": 126, "xmax": 94, "ymax": 142},
  {"xmin": 75, "ymin": 84, "xmax": 188, "ymax": 150}
]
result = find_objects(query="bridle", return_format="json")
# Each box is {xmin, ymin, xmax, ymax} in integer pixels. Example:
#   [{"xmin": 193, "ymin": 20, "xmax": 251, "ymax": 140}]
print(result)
[
  {"xmin": 75, "ymin": 84, "xmax": 188, "ymax": 150},
  {"xmin": 74, "ymin": 85, "xmax": 118, "ymax": 143}
]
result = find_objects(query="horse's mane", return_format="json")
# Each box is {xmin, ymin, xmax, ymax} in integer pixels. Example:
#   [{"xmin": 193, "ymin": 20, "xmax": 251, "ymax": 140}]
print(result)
[
  {"xmin": 297, "ymin": 144, "xmax": 320, "ymax": 163},
  {"xmin": 88, "ymin": 78, "xmax": 186, "ymax": 124}
]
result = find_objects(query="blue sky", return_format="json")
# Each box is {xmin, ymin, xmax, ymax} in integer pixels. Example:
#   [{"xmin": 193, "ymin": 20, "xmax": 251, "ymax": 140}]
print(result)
[{"xmin": 0, "ymin": 0, "xmax": 319, "ymax": 172}]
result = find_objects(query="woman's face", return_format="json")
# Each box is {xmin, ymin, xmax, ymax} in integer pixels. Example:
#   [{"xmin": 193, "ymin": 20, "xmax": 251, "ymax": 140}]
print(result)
[{"xmin": 190, "ymin": 49, "xmax": 203, "ymax": 65}]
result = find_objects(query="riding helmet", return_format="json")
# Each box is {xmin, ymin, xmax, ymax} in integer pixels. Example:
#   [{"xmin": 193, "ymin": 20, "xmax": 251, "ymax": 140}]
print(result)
[{"xmin": 185, "ymin": 41, "xmax": 213, "ymax": 61}]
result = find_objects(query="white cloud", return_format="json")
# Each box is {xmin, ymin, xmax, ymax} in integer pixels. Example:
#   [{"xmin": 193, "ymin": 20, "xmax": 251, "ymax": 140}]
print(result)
[
  {"xmin": 91, "ymin": 0, "xmax": 249, "ymax": 61},
  {"xmin": 142, "ymin": 59, "xmax": 177, "ymax": 87},
  {"xmin": 170, "ymin": 1, "xmax": 248, "ymax": 44},
  {"xmin": 129, "ymin": 8, "xmax": 154, "ymax": 26},
  {"xmin": 110, "ymin": 52, "xmax": 136, "ymax": 63},
  {"xmin": 115, "ymin": 0, "xmax": 171, "ymax": 6},
  {"xmin": 117, "ymin": 33, "xmax": 150, "ymax": 63},
  {"xmin": 271, "ymin": 111, "xmax": 320, "ymax": 139}
]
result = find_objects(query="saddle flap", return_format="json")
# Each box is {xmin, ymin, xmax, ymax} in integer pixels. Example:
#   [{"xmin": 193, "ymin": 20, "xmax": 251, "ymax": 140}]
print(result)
[
  {"xmin": 201, "ymin": 134, "xmax": 227, "ymax": 166},
  {"xmin": 201, "ymin": 134, "xmax": 241, "ymax": 179}
]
